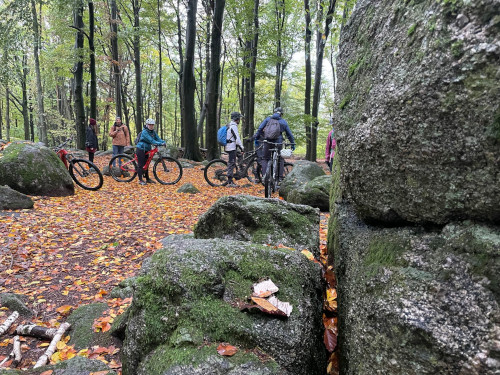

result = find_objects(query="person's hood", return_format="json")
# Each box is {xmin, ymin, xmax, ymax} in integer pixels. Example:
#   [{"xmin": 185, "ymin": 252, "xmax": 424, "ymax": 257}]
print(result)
[{"xmin": 271, "ymin": 113, "xmax": 281, "ymax": 120}]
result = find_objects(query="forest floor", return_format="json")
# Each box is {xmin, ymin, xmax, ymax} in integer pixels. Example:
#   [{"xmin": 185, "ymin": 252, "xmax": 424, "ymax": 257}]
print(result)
[{"xmin": 0, "ymin": 154, "xmax": 333, "ymax": 374}]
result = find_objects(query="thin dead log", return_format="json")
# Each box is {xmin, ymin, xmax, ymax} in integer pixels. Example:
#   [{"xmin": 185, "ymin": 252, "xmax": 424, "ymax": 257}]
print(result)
[
  {"xmin": 0, "ymin": 311, "xmax": 19, "ymax": 336},
  {"xmin": 0, "ymin": 335, "xmax": 21, "ymax": 367},
  {"xmin": 33, "ymin": 322, "xmax": 71, "ymax": 369},
  {"xmin": 12, "ymin": 335, "xmax": 21, "ymax": 367},
  {"xmin": 16, "ymin": 324, "xmax": 57, "ymax": 340}
]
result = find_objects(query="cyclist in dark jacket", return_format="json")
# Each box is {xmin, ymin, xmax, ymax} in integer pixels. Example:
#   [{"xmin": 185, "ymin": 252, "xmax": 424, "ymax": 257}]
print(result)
[
  {"xmin": 85, "ymin": 118, "xmax": 99, "ymax": 163},
  {"xmin": 254, "ymin": 107, "xmax": 295, "ymax": 179},
  {"xmin": 136, "ymin": 118, "xmax": 165, "ymax": 185}
]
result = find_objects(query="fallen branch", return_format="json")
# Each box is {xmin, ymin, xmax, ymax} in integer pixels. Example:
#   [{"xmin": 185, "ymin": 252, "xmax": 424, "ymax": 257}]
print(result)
[
  {"xmin": 0, "ymin": 311, "xmax": 19, "ymax": 336},
  {"xmin": 0, "ymin": 336, "xmax": 21, "ymax": 367},
  {"xmin": 16, "ymin": 324, "xmax": 57, "ymax": 340},
  {"xmin": 33, "ymin": 322, "xmax": 71, "ymax": 369}
]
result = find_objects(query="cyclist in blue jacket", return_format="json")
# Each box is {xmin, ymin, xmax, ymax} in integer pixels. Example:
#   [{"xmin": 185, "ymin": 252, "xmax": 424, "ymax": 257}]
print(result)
[
  {"xmin": 136, "ymin": 118, "xmax": 166, "ymax": 185},
  {"xmin": 254, "ymin": 107, "xmax": 295, "ymax": 180}
]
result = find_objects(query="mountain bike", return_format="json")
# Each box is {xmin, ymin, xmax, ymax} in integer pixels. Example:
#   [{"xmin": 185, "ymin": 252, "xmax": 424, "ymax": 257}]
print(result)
[
  {"xmin": 204, "ymin": 145, "xmax": 264, "ymax": 187},
  {"xmin": 263, "ymin": 141, "xmax": 295, "ymax": 198},
  {"xmin": 108, "ymin": 145, "xmax": 183, "ymax": 185},
  {"xmin": 54, "ymin": 137, "xmax": 104, "ymax": 191}
]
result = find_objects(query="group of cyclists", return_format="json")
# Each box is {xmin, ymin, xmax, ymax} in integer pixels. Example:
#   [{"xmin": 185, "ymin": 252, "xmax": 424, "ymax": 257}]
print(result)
[{"xmin": 86, "ymin": 106, "xmax": 305, "ymax": 189}]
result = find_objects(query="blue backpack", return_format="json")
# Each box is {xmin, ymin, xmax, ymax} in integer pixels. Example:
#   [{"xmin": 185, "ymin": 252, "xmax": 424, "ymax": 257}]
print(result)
[
  {"xmin": 217, "ymin": 125, "xmax": 228, "ymax": 146},
  {"xmin": 217, "ymin": 125, "xmax": 236, "ymax": 146}
]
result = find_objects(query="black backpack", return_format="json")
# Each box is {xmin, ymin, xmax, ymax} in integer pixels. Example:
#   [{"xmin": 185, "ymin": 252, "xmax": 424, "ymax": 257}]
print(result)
[
  {"xmin": 135, "ymin": 130, "xmax": 142, "ymax": 145},
  {"xmin": 263, "ymin": 118, "xmax": 281, "ymax": 140}
]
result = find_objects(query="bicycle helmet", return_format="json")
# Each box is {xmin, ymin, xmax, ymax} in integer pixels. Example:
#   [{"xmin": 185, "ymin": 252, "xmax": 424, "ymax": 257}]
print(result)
[
  {"xmin": 231, "ymin": 112, "xmax": 244, "ymax": 120},
  {"xmin": 145, "ymin": 118, "xmax": 155, "ymax": 125},
  {"xmin": 274, "ymin": 107, "xmax": 283, "ymax": 115}
]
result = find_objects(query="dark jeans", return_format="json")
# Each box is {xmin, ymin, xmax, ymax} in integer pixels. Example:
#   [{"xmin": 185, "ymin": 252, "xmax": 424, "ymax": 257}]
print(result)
[
  {"xmin": 112, "ymin": 145, "xmax": 125, "ymax": 166},
  {"xmin": 136, "ymin": 148, "xmax": 150, "ymax": 181},
  {"xmin": 227, "ymin": 150, "xmax": 236, "ymax": 182},
  {"xmin": 261, "ymin": 142, "xmax": 284, "ymax": 179},
  {"xmin": 88, "ymin": 152, "xmax": 95, "ymax": 163}
]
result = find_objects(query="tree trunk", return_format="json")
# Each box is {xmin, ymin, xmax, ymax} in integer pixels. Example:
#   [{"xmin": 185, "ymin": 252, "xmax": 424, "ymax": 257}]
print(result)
[
  {"xmin": 157, "ymin": 0, "xmax": 163, "ymax": 138},
  {"xmin": 175, "ymin": 0, "xmax": 185, "ymax": 146},
  {"xmin": 304, "ymin": 0, "xmax": 312, "ymax": 160},
  {"xmin": 311, "ymin": 0, "xmax": 337, "ymax": 161},
  {"xmin": 30, "ymin": 0, "xmax": 47, "ymax": 145},
  {"xmin": 89, "ymin": 1, "xmax": 97, "ymax": 120},
  {"xmin": 205, "ymin": 0, "xmax": 225, "ymax": 161},
  {"xmin": 21, "ymin": 53, "xmax": 30, "ymax": 140},
  {"xmin": 73, "ymin": 1, "xmax": 86, "ymax": 150},
  {"xmin": 274, "ymin": 0, "xmax": 285, "ymax": 108},
  {"xmin": 110, "ymin": 0, "xmax": 122, "ymax": 118},
  {"xmin": 132, "ymin": 0, "xmax": 143, "ymax": 130},
  {"xmin": 181, "ymin": 0, "xmax": 202, "ymax": 161},
  {"xmin": 5, "ymin": 86, "xmax": 10, "ymax": 142}
]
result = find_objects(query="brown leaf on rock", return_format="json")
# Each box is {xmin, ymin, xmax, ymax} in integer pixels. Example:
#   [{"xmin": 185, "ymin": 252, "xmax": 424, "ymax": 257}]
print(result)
[
  {"xmin": 324, "ymin": 328, "xmax": 337, "ymax": 352},
  {"xmin": 217, "ymin": 343, "xmax": 238, "ymax": 356}
]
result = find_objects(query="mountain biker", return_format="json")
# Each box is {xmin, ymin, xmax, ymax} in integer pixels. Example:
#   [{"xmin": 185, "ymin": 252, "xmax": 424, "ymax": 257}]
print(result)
[
  {"xmin": 325, "ymin": 118, "xmax": 336, "ymax": 171},
  {"xmin": 254, "ymin": 107, "xmax": 295, "ymax": 180},
  {"xmin": 136, "ymin": 118, "xmax": 166, "ymax": 186},
  {"xmin": 226, "ymin": 112, "xmax": 244, "ymax": 187},
  {"xmin": 109, "ymin": 116, "xmax": 130, "ymax": 167}
]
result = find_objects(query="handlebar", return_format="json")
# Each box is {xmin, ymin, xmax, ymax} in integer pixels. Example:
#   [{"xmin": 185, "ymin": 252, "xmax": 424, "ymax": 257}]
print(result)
[{"xmin": 54, "ymin": 136, "xmax": 74, "ymax": 151}]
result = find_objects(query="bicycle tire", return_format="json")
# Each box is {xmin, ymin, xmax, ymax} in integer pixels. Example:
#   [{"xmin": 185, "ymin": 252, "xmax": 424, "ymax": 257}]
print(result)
[
  {"xmin": 109, "ymin": 154, "xmax": 137, "ymax": 182},
  {"xmin": 69, "ymin": 159, "xmax": 104, "ymax": 191},
  {"xmin": 264, "ymin": 161, "xmax": 274, "ymax": 198},
  {"xmin": 245, "ymin": 157, "xmax": 262, "ymax": 184},
  {"xmin": 204, "ymin": 159, "xmax": 229, "ymax": 187},
  {"xmin": 153, "ymin": 157, "xmax": 183, "ymax": 185}
]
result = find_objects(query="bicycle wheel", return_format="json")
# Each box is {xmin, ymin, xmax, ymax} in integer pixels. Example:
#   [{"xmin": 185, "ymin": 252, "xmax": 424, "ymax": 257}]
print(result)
[
  {"xmin": 246, "ymin": 157, "xmax": 262, "ymax": 184},
  {"xmin": 264, "ymin": 161, "xmax": 274, "ymax": 198},
  {"xmin": 204, "ymin": 159, "xmax": 229, "ymax": 187},
  {"xmin": 109, "ymin": 154, "xmax": 137, "ymax": 182},
  {"xmin": 153, "ymin": 157, "xmax": 183, "ymax": 185},
  {"xmin": 69, "ymin": 159, "xmax": 104, "ymax": 191}
]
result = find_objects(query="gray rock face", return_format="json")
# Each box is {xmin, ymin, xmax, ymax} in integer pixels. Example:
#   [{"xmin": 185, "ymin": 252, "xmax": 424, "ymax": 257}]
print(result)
[
  {"xmin": 0, "ymin": 293, "xmax": 33, "ymax": 317},
  {"xmin": 118, "ymin": 237, "xmax": 325, "ymax": 375},
  {"xmin": 194, "ymin": 194, "xmax": 320, "ymax": 256},
  {"xmin": 177, "ymin": 182, "xmax": 200, "ymax": 194},
  {"xmin": 0, "ymin": 142, "xmax": 74, "ymax": 197},
  {"xmin": 334, "ymin": 0, "xmax": 500, "ymax": 225},
  {"xmin": 332, "ymin": 202, "xmax": 500, "ymax": 375},
  {"xmin": 0, "ymin": 185, "xmax": 34, "ymax": 210},
  {"xmin": 279, "ymin": 160, "xmax": 325, "ymax": 201},
  {"xmin": 287, "ymin": 175, "xmax": 331, "ymax": 212}
]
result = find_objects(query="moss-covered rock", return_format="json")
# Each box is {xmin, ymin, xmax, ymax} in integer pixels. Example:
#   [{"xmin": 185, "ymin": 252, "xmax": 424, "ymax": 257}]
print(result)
[
  {"xmin": 67, "ymin": 303, "xmax": 119, "ymax": 350},
  {"xmin": 334, "ymin": 0, "xmax": 500, "ymax": 225},
  {"xmin": 278, "ymin": 160, "xmax": 325, "ymax": 200},
  {"xmin": 0, "ymin": 185, "xmax": 33, "ymax": 210},
  {"xmin": 287, "ymin": 175, "xmax": 331, "ymax": 212},
  {"xmin": 119, "ymin": 237, "xmax": 325, "ymax": 375},
  {"xmin": 193, "ymin": 194, "xmax": 320, "ymax": 257},
  {"xmin": 0, "ymin": 293, "xmax": 33, "ymax": 317},
  {"xmin": 331, "ymin": 202, "xmax": 500, "ymax": 375},
  {"xmin": 0, "ymin": 142, "xmax": 74, "ymax": 197},
  {"xmin": 177, "ymin": 183, "xmax": 200, "ymax": 194}
]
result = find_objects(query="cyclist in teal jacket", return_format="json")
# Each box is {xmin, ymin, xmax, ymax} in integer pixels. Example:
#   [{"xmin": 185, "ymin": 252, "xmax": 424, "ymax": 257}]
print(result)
[{"xmin": 136, "ymin": 118, "xmax": 166, "ymax": 185}]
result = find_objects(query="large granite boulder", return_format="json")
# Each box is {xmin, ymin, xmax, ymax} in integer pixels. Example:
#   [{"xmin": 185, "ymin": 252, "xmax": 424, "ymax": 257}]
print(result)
[
  {"xmin": 116, "ymin": 236, "xmax": 325, "ymax": 375},
  {"xmin": 0, "ymin": 142, "xmax": 74, "ymax": 196},
  {"xmin": 287, "ymin": 175, "xmax": 331, "ymax": 212},
  {"xmin": 279, "ymin": 160, "xmax": 325, "ymax": 200},
  {"xmin": 334, "ymin": 0, "xmax": 500, "ymax": 225},
  {"xmin": 0, "ymin": 185, "xmax": 34, "ymax": 210},
  {"xmin": 331, "ymin": 202, "xmax": 500, "ymax": 375},
  {"xmin": 194, "ymin": 194, "xmax": 320, "ymax": 256},
  {"xmin": 0, "ymin": 356, "xmax": 116, "ymax": 375}
]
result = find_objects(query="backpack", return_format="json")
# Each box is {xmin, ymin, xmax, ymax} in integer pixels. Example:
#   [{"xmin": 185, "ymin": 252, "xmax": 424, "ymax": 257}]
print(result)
[
  {"xmin": 263, "ymin": 118, "xmax": 281, "ymax": 140},
  {"xmin": 217, "ymin": 125, "xmax": 236, "ymax": 146},
  {"xmin": 135, "ymin": 130, "xmax": 143, "ymax": 145}
]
